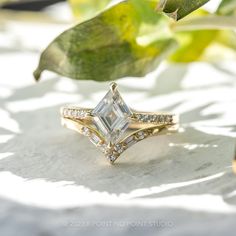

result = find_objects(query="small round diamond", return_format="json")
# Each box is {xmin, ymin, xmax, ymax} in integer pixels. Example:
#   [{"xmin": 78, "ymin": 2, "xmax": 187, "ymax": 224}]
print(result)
[
  {"xmin": 107, "ymin": 154, "xmax": 116, "ymax": 162},
  {"xmin": 74, "ymin": 110, "xmax": 80, "ymax": 118},
  {"xmin": 71, "ymin": 110, "xmax": 77, "ymax": 116},
  {"xmin": 99, "ymin": 144, "xmax": 107, "ymax": 153},
  {"xmin": 159, "ymin": 115, "xmax": 164, "ymax": 123},
  {"xmin": 143, "ymin": 115, "xmax": 149, "ymax": 122},
  {"xmin": 148, "ymin": 116, "xmax": 153, "ymax": 122},
  {"xmin": 78, "ymin": 110, "xmax": 86, "ymax": 118},
  {"xmin": 166, "ymin": 115, "xmax": 173, "ymax": 123},
  {"xmin": 82, "ymin": 127, "xmax": 90, "ymax": 136},
  {"xmin": 152, "ymin": 115, "xmax": 157, "ymax": 122},
  {"xmin": 137, "ymin": 131, "xmax": 145, "ymax": 140},
  {"xmin": 63, "ymin": 109, "xmax": 68, "ymax": 117},
  {"xmin": 66, "ymin": 109, "xmax": 72, "ymax": 116},
  {"xmin": 140, "ymin": 114, "xmax": 145, "ymax": 121},
  {"xmin": 136, "ymin": 114, "xmax": 142, "ymax": 121},
  {"xmin": 114, "ymin": 144, "xmax": 123, "ymax": 154}
]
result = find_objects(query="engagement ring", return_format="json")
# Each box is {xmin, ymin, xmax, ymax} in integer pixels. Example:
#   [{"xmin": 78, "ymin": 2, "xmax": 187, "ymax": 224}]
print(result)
[{"xmin": 60, "ymin": 82, "xmax": 179, "ymax": 164}]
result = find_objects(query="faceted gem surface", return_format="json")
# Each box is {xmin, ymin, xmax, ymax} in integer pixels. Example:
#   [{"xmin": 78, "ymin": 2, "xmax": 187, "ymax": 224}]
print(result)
[{"xmin": 92, "ymin": 88, "xmax": 132, "ymax": 144}]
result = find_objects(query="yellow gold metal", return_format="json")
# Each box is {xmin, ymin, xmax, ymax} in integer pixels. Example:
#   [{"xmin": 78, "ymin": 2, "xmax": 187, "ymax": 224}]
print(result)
[
  {"xmin": 110, "ymin": 82, "xmax": 118, "ymax": 92},
  {"xmin": 233, "ymin": 160, "xmax": 236, "ymax": 174}
]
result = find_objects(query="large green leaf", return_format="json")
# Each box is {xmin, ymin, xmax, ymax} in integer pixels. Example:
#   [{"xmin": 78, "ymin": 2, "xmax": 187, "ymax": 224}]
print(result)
[
  {"xmin": 217, "ymin": 0, "xmax": 236, "ymax": 15},
  {"xmin": 157, "ymin": 0, "xmax": 210, "ymax": 20},
  {"xmin": 34, "ymin": 1, "xmax": 177, "ymax": 82}
]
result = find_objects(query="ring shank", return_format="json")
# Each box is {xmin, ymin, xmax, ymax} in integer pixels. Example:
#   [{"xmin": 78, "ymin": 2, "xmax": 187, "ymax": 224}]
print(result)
[{"xmin": 60, "ymin": 106, "xmax": 179, "ymax": 129}]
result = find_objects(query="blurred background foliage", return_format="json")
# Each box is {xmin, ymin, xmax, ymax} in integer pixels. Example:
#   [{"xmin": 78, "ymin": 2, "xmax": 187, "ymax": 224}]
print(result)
[{"xmin": 1, "ymin": 0, "xmax": 236, "ymax": 81}]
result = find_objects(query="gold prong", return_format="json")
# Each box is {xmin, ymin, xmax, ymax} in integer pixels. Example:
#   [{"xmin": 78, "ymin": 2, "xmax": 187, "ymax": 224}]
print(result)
[
  {"xmin": 107, "ymin": 142, "xmax": 112, "ymax": 149},
  {"xmin": 110, "ymin": 82, "xmax": 118, "ymax": 93},
  {"xmin": 60, "ymin": 107, "xmax": 64, "ymax": 115},
  {"xmin": 61, "ymin": 118, "xmax": 66, "ymax": 127},
  {"xmin": 233, "ymin": 160, "xmax": 236, "ymax": 174},
  {"xmin": 152, "ymin": 128, "xmax": 161, "ymax": 135}
]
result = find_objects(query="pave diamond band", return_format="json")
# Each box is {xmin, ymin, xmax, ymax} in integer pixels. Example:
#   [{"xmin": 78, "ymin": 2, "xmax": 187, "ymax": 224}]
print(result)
[
  {"xmin": 60, "ymin": 82, "xmax": 179, "ymax": 164},
  {"xmin": 61, "ymin": 107, "xmax": 178, "ymax": 126}
]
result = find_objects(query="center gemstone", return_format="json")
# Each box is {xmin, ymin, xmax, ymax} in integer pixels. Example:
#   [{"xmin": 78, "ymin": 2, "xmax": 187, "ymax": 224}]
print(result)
[{"xmin": 92, "ymin": 84, "xmax": 132, "ymax": 145}]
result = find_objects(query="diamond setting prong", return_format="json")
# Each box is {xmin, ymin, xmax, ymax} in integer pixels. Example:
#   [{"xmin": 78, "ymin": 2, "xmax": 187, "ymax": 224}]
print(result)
[{"xmin": 110, "ymin": 82, "xmax": 118, "ymax": 93}]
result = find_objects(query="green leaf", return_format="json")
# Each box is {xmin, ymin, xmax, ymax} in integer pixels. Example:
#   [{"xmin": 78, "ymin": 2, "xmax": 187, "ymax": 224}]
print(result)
[
  {"xmin": 34, "ymin": 1, "xmax": 177, "ymax": 82},
  {"xmin": 217, "ymin": 0, "xmax": 236, "ymax": 15},
  {"xmin": 215, "ymin": 1, "xmax": 236, "ymax": 52},
  {"xmin": 216, "ymin": 30, "xmax": 236, "ymax": 50},
  {"xmin": 170, "ymin": 30, "xmax": 218, "ymax": 62},
  {"xmin": 168, "ymin": 9, "xmax": 217, "ymax": 62},
  {"xmin": 170, "ymin": 13, "xmax": 236, "ymax": 62},
  {"xmin": 68, "ymin": 0, "xmax": 111, "ymax": 21},
  {"xmin": 157, "ymin": 0, "xmax": 210, "ymax": 20},
  {"xmin": 130, "ymin": 0, "xmax": 162, "ymax": 24}
]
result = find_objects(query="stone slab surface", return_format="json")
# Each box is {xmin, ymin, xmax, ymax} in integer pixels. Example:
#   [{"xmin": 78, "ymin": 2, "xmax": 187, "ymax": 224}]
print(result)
[{"xmin": 0, "ymin": 18, "xmax": 236, "ymax": 236}]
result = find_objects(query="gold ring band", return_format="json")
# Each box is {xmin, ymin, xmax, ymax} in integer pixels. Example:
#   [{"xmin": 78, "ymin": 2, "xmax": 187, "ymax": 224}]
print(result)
[{"xmin": 60, "ymin": 106, "xmax": 178, "ymax": 129}]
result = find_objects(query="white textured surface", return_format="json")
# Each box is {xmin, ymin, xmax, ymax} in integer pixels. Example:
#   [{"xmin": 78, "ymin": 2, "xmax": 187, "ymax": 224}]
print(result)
[{"xmin": 0, "ymin": 19, "xmax": 236, "ymax": 236}]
